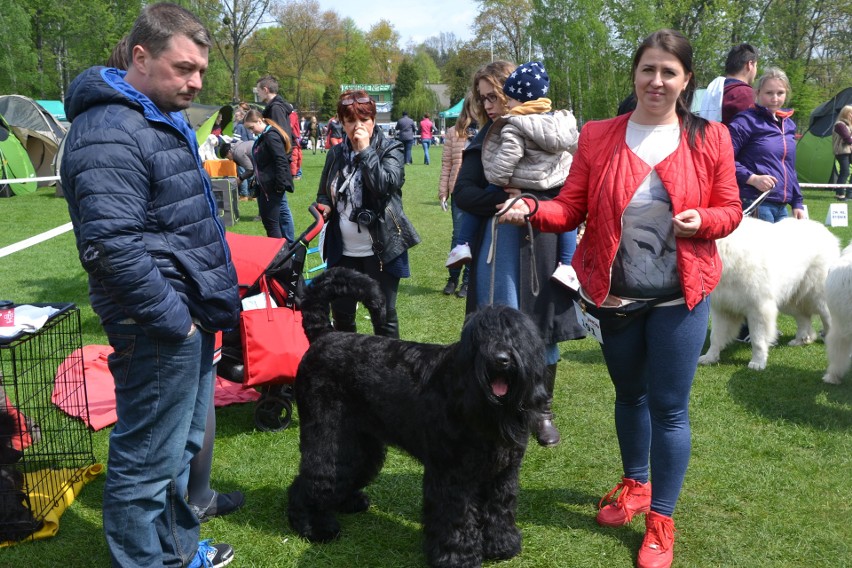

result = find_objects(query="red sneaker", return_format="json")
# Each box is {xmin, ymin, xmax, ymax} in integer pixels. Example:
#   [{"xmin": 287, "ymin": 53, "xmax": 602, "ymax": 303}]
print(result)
[
  {"xmin": 595, "ymin": 477, "xmax": 651, "ymax": 527},
  {"xmin": 637, "ymin": 511, "xmax": 675, "ymax": 568}
]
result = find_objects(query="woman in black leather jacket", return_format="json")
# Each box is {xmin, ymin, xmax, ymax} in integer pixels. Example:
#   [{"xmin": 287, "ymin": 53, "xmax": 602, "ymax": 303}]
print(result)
[{"xmin": 315, "ymin": 90, "xmax": 420, "ymax": 338}]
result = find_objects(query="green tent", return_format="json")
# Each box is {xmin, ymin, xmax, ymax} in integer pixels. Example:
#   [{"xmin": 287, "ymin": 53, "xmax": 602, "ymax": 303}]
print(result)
[
  {"xmin": 796, "ymin": 88, "xmax": 852, "ymax": 184},
  {"xmin": 439, "ymin": 99, "xmax": 464, "ymax": 119},
  {"xmin": 0, "ymin": 112, "xmax": 37, "ymax": 197},
  {"xmin": 182, "ymin": 104, "xmax": 233, "ymax": 146}
]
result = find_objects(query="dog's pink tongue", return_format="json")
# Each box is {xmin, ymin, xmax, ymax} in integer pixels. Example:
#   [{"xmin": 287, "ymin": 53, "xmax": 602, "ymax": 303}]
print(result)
[{"xmin": 492, "ymin": 379, "xmax": 508, "ymax": 397}]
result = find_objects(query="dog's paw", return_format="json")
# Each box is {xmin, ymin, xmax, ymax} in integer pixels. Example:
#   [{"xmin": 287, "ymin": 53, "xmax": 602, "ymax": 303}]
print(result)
[
  {"xmin": 289, "ymin": 512, "xmax": 341, "ymax": 543},
  {"xmin": 697, "ymin": 353, "xmax": 718, "ymax": 366},
  {"xmin": 482, "ymin": 526, "xmax": 521, "ymax": 561},
  {"xmin": 747, "ymin": 360, "xmax": 767, "ymax": 371},
  {"xmin": 822, "ymin": 373, "xmax": 842, "ymax": 385},
  {"xmin": 338, "ymin": 490, "xmax": 370, "ymax": 514},
  {"xmin": 788, "ymin": 335, "xmax": 816, "ymax": 346}
]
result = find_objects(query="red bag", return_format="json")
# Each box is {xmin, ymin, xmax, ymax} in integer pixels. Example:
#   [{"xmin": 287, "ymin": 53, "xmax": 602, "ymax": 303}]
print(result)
[{"xmin": 240, "ymin": 275, "xmax": 310, "ymax": 387}]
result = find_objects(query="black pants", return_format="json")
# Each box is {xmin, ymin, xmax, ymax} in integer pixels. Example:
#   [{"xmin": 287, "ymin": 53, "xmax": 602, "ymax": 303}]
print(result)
[{"xmin": 331, "ymin": 254, "xmax": 400, "ymax": 338}]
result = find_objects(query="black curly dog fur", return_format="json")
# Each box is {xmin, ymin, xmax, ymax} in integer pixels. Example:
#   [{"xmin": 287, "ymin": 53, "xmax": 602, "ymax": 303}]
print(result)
[{"xmin": 287, "ymin": 267, "xmax": 549, "ymax": 568}]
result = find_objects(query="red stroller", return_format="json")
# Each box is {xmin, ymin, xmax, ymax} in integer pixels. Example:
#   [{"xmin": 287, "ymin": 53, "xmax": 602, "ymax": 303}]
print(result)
[{"xmin": 217, "ymin": 204, "xmax": 324, "ymax": 431}]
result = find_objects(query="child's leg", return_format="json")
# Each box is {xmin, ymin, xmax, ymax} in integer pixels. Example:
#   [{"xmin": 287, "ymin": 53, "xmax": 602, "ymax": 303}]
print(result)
[
  {"xmin": 456, "ymin": 211, "xmax": 481, "ymax": 249},
  {"xmin": 558, "ymin": 229, "xmax": 577, "ymax": 265}
]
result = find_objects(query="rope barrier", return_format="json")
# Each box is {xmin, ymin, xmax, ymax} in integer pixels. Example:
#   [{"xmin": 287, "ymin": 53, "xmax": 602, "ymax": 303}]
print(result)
[{"xmin": 1, "ymin": 175, "xmax": 61, "ymax": 185}]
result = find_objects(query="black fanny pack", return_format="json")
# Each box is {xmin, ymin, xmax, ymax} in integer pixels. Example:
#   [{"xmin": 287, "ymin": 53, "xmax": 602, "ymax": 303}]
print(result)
[{"xmin": 576, "ymin": 292, "xmax": 682, "ymax": 333}]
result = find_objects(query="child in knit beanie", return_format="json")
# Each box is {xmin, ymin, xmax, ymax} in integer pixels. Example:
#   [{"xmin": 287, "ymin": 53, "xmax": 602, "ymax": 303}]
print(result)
[{"xmin": 445, "ymin": 61, "xmax": 580, "ymax": 289}]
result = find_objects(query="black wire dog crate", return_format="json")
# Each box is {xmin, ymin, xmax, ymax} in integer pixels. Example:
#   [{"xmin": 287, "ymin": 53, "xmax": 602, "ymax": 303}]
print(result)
[{"xmin": 0, "ymin": 304, "xmax": 95, "ymax": 543}]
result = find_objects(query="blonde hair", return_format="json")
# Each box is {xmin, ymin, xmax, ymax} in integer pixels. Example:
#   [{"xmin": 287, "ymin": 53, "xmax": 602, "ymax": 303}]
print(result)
[
  {"xmin": 471, "ymin": 61, "xmax": 515, "ymax": 125},
  {"xmin": 453, "ymin": 93, "xmax": 475, "ymax": 138},
  {"xmin": 756, "ymin": 67, "xmax": 792, "ymax": 98},
  {"xmin": 838, "ymin": 105, "xmax": 852, "ymax": 125}
]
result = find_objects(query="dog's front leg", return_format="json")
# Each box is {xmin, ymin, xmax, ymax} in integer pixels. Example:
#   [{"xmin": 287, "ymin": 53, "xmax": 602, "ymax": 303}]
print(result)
[
  {"xmin": 421, "ymin": 466, "xmax": 483, "ymax": 568},
  {"xmin": 478, "ymin": 449, "xmax": 523, "ymax": 561}
]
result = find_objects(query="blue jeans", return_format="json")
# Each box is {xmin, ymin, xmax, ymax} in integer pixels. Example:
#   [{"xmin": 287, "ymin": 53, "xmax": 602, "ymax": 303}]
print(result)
[
  {"xmin": 102, "ymin": 324, "xmax": 214, "ymax": 567},
  {"xmin": 422, "ymin": 140, "xmax": 432, "ymax": 164},
  {"xmin": 598, "ymin": 299, "xmax": 709, "ymax": 517},
  {"xmin": 742, "ymin": 197, "xmax": 788, "ymax": 223},
  {"xmin": 236, "ymin": 166, "xmax": 250, "ymax": 197},
  {"xmin": 458, "ymin": 184, "xmax": 577, "ymax": 267},
  {"xmin": 474, "ymin": 217, "xmax": 560, "ymax": 365},
  {"xmin": 448, "ymin": 197, "xmax": 469, "ymax": 284},
  {"xmin": 278, "ymin": 192, "xmax": 296, "ymax": 242},
  {"xmin": 257, "ymin": 190, "xmax": 283, "ymax": 238},
  {"xmin": 402, "ymin": 139, "xmax": 414, "ymax": 164}
]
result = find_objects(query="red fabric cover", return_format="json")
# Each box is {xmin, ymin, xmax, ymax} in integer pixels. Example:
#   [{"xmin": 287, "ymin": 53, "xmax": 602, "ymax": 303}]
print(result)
[
  {"xmin": 52, "ymin": 344, "xmax": 260, "ymax": 431},
  {"xmin": 224, "ymin": 232, "xmax": 288, "ymax": 295},
  {"xmin": 1, "ymin": 394, "xmax": 34, "ymax": 451},
  {"xmin": 532, "ymin": 113, "xmax": 743, "ymax": 309}
]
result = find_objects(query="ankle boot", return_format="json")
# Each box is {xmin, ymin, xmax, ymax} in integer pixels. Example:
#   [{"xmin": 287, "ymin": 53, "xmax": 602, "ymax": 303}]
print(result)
[
  {"xmin": 376, "ymin": 308, "xmax": 399, "ymax": 339},
  {"xmin": 332, "ymin": 310, "xmax": 357, "ymax": 333},
  {"xmin": 535, "ymin": 363, "xmax": 561, "ymax": 447}
]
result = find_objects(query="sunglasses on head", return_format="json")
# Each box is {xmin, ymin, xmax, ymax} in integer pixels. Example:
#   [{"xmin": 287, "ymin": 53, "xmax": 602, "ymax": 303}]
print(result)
[{"xmin": 341, "ymin": 95, "xmax": 372, "ymax": 106}]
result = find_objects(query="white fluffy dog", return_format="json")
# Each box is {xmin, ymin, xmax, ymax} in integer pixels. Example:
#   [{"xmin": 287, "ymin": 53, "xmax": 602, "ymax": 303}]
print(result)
[
  {"xmin": 823, "ymin": 243, "xmax": 852, "ymax": 384},
  {"xmin": 698, "ymin": 216, "xmax": 840, "ymax": 371}
]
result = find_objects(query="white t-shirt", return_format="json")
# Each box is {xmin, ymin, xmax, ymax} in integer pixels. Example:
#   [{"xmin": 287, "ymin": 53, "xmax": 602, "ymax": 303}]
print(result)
[{"xmin": 610, "ymin": 121, "xmax": 681, "ymax": 298}]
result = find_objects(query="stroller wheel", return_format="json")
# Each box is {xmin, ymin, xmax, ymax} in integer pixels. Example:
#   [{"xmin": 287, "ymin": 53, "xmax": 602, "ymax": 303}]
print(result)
[{"xmin": 254, "ymin": 395, "xmax": 293, "ymax": 431}]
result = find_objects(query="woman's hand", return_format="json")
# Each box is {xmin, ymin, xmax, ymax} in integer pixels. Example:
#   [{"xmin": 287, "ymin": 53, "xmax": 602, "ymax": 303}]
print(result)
[
  {"xmin": 316, "ymin": 203, "xmax": 331, "ymax": 221},
  {"xmin": 747, "ymin": 174, "xmax": 777, "ymax": 192},
  {"xmin": 498, "ymin": 198, "xmax": 531, "ymax": 225},
  {"xmin": 673, "ymin": 209, "xmax": 702, "ymax": 237},
  {"xmin": 350, "ymin": 124, "xmax": 370, "ymax": 152}
]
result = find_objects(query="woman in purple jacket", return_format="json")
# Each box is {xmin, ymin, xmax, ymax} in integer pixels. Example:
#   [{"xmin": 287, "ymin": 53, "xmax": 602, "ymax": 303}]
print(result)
[{"xmin": 727, "ymin": 67, "xmax": 805, "ymax": 222}]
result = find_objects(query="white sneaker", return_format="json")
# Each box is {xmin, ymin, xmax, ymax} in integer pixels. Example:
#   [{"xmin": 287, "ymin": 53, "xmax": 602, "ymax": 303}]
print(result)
[
  {"xmin": 551, "ymin": 263, "xmax": 579, "ymax": 291},
  {"xmin": 446, "ymin": 243, "xmax": 472, "ymax": 268}
]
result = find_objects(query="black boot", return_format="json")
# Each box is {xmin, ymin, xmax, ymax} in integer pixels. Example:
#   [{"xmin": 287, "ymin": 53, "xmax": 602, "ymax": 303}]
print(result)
[
  {"xmin": 535, "ymin": 363, "xmax": 561, "ymax": 447},
  {"xmin": 376, "ymin": 308, "xmax": 399, "ymax": 339},
  {"xmin": 332, "ymin": 310, "xmax": 357, "ymax": 333}
]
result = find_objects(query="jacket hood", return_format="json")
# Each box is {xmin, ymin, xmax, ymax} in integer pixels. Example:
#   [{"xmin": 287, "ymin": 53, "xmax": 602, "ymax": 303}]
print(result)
[
  {"xmin": 65, "ymin": 67, "xmax": 190, "ymax": 134},
  {"xmin": 65, "ymin": 67, "xmax": 138, "ymax": 122}
]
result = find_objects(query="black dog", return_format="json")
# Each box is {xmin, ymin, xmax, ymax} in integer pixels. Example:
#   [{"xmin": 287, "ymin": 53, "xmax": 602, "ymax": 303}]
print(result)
[
  {"xmin": 287, "ymin": 267, "xmax": 549, "ymax": 568},
  {"xmin": 0, "ymin": 409, "xmax": 42, "ymax": 542}
]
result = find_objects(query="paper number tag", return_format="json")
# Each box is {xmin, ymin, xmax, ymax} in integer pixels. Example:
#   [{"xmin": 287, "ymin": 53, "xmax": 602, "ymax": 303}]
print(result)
[{"xmin": 574, "ymin": 301, "xmax": 603, "ymax": 344}]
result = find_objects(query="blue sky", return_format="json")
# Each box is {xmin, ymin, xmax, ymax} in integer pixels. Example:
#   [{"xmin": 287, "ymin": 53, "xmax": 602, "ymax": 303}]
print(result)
[{"xmin": 319, "ymin": 0, "xmax": 478, "ymax": 45}]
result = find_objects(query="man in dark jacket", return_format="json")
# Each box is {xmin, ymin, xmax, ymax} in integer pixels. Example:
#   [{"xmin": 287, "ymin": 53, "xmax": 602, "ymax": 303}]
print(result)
[
  {"xmin": 395, "ymin": 110, "xmax": 416, "ymax": 164},
  {"xmin": 256, "ymin": 74, "xmax": 294, "ymax": 140},
  {"xmin": 60, "ymin": 4, "xmax": 238, "ymax": 567},
  {"xmin": 722, "ymin": 43, "xmax": 758, "ymax": 125}
]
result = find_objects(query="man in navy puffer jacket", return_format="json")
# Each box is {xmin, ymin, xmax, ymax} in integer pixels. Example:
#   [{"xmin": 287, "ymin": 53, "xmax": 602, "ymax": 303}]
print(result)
[{"xmin": 61, "ymin": 4, "xmax": 239, "ymax": 567}]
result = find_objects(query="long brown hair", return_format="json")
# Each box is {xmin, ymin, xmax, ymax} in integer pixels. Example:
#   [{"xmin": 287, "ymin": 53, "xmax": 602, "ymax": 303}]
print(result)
[
  {"xmin": 632, "ymin": 29, "xmax": 707, "ymax": 147},
  {"xmin": 245, "ymin": 109, "xmax": 291, "ymax": 153}
]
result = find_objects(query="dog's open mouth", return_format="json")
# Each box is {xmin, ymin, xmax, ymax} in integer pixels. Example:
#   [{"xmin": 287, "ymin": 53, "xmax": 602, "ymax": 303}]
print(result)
[{"xmin": 491, "ymin": 377, "xmax": 509, "ymax": 397}]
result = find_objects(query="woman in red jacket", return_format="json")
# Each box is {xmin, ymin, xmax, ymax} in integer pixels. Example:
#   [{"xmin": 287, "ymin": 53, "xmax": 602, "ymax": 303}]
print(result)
[{"xmin": 502, "ymin": 29, "xmax": 741, "ymax": 568}]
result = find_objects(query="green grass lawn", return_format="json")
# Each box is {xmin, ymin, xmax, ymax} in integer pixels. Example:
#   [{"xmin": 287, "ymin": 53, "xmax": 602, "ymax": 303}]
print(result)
[{"xmin": 0, "ymin": 149, "xmax": 850, "ymax": 567}]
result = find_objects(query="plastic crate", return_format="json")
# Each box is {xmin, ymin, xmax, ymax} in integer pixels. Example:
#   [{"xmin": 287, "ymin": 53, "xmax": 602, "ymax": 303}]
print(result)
[{"xmin": 0, "ymin": 304, "xmax": 95, "ymax": 543}]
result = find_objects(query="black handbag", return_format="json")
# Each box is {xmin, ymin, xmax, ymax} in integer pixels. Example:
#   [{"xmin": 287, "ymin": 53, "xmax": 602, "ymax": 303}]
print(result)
[{"xmin": 575, "ymin": 292, "xmax": 682, "ymax": 333}]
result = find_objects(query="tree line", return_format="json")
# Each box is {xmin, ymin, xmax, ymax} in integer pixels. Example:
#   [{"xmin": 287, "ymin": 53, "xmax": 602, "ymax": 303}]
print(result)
[{"xmin": 2, "ymin": 0, "xmax": 849, "ymax": 127}]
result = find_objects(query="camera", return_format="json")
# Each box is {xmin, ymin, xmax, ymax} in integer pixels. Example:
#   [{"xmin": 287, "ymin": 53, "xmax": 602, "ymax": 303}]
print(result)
[{"xmin": 349, "ymin": 207, "xmax": 377, "ymax": 226}]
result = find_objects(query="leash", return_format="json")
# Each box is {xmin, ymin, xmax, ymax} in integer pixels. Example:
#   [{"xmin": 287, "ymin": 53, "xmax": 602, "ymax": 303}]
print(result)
[
  {"xmin": 487, "ymin": 194, "xmax": 540, "ymax": 304},
  {"xmin": 742, "ymin": 189, "xmax": 772, "ymax": 217}
]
